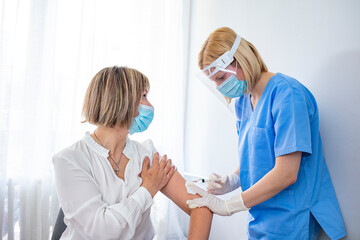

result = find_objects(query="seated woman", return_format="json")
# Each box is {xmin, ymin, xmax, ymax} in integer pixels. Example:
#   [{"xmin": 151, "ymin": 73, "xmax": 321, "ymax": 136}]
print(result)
[{"xmin": 53, "ymin": 66, "xmax": 213, "ymax": 240}]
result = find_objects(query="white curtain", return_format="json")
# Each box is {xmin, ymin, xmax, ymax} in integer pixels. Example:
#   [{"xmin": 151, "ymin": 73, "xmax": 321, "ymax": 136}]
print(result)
[{"xmin": 0, "ymin": 0, "xmax": 190, "ymax": 239}]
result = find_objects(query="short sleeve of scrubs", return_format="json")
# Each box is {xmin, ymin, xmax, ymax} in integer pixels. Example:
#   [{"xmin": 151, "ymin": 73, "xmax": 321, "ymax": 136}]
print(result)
[{"xmin": 272, "ymin": 85, "xmax": 312, "ymax": 157}]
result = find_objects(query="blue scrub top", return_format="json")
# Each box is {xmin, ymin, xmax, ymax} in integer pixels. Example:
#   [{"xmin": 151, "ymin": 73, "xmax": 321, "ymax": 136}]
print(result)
[{"xmin": 235, "ymin": 73, "xmax": 346, "ymax": 240}]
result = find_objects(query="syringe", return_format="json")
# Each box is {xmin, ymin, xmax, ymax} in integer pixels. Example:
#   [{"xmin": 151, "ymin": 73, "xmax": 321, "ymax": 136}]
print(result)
[{"xmin": 192, "ymin": 178, "xmax": 214, "ymax": 183}]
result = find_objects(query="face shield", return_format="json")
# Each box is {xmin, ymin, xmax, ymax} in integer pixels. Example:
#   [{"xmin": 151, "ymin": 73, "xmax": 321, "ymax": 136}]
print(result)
[
  {"xmin": 194, "ymin": 69, "xmax": 236, "ymax": 116},
  {"xmin": 202, "ymin": 35, "xmax": 241, "ymax": 78},
  {"xmin": 194, "ymin": 35, "xmax": 242, "ymax": 115}
]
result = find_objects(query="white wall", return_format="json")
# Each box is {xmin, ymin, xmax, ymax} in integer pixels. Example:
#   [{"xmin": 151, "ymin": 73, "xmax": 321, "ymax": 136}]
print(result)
[{"xmin": 184, "ymin": 0, "xmax": 360, "ymax": 239}]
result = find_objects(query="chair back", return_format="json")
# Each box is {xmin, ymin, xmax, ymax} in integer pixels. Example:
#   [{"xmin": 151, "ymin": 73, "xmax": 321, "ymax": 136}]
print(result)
[{"xmin": 51, "ymin": 208, "xmax": 67, "ymax": 240}]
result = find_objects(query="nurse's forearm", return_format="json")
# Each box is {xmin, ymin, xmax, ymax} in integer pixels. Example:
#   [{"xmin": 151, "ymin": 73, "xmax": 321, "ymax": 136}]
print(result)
[{"xmin": 241, "ymin": 152, "xmax": 301, "ymax": 208}]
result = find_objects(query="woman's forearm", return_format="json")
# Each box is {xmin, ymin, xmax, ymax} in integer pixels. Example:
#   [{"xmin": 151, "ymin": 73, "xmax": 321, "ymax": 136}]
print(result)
[
  {"xmin": 161, "ymin": 171, "xmax": 213, "ymax": 238},
  {"xmin": 188, "ymin": 207, "xmax": 213, "ymax": 240}
]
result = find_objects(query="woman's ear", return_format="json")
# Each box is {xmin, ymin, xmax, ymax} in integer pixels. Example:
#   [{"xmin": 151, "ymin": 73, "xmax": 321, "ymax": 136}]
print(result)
[{"xmin": 133, "ymin": 106, "xmax": 140, "ymax": 117}]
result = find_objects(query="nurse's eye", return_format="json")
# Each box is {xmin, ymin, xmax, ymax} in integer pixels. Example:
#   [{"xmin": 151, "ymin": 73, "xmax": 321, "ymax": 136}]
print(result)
[{"xmin": 218, "ymin": 75, "xmax": 225, "ymax": 81}]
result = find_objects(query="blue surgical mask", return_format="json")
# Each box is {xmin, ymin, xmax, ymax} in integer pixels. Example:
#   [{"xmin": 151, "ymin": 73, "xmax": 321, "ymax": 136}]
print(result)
[
  {"xmin": 129, "ymin": 104, "xmax": 154, "ymax": 135},
  {"xmin": 216, "ymin": 74, "xmax": 247, "ymax": 98}
]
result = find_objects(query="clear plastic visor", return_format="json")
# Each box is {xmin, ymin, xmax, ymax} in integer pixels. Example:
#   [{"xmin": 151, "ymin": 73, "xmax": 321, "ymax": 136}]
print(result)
[
  {"xmin": 194, "ymin": 63, "xmax": 237, "ymax": 116},
  {"xmin": 202, "ymin": 51, "xmax": 234, "ymax": 78},
  {"xmin": 206, "ymin": 61, "xmax": 237, "ymax": 82},
  {"xmin": 202, "ymin": 34, "xmax": 241, "ymax": 78}
]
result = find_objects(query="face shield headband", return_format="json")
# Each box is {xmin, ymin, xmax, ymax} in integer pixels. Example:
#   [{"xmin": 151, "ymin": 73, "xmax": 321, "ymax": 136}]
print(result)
[{"xmin": 202, "ymin": 34, "xmax": 242, "ymax": 78}]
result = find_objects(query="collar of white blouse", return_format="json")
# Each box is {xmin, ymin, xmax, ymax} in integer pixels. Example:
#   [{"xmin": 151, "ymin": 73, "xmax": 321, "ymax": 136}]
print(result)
[{"xmin": 83, "ymin": 131, "xmax": 133, "ymax": 160}]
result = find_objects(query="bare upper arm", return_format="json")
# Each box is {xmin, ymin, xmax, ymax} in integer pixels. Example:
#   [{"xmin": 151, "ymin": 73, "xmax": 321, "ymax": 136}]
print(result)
[
  {"xmin": 160, "ymin": 171, "xmax": 200, "ymax": 215},
  {"xmin": 233, "ymin": 166, "xmax": 240, "ymax": 176}
]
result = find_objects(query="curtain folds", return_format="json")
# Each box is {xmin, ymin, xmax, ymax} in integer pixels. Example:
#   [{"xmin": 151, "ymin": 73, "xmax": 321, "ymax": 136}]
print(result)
[{"xmin": 0, "ymin": 0, "xmax": 190, "ymax": 239}]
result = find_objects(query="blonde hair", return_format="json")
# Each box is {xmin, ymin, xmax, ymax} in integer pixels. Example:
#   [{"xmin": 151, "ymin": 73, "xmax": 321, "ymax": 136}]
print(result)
[
  {"xmin": 82, "ymin": 66, "xmax": 150, "ymax": 128},
  {"xmin": 198, "ymin": 27, "xmax": 267, "ymax": 101}
]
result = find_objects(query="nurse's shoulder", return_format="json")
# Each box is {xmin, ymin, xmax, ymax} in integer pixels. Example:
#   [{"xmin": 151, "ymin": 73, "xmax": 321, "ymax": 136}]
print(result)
[
  {"xmin": 271, "ymin": 73, "xmax": 303, "ymax": 92},
  {"xmin": 271, "ymin": 73, "xmax": 318, "ymax": 120}
]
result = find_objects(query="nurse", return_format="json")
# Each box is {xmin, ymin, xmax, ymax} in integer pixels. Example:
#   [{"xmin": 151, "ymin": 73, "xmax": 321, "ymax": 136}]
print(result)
[{"xmin": 186, "ymin": 27, "xmax": 346, "ymax": 239}]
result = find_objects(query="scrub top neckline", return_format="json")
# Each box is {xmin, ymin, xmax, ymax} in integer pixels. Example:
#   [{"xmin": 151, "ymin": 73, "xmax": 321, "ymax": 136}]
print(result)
[{"xmin": 248, "ymin": 73, "xmax": 278, "ymax": 114}]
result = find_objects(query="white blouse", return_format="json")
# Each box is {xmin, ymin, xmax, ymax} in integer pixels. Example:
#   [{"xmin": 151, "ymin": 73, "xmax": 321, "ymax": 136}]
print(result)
[{"xmin": 53, "ymin": 132, "xmax": 158, "ymax": 240}]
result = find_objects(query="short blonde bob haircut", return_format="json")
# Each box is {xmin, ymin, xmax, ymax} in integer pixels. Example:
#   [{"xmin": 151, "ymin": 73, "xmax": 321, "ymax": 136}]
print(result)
[
  {"xmin": 82, "ymin": 66, "xmax": 150, "ymax": 128},
  {"xmin": 198, "ymin": 27, "xmax": 267, "ymax": 101}
]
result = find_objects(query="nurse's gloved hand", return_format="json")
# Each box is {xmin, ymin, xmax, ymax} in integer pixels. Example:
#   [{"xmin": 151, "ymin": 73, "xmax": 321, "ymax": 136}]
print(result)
[
  {"xmin": 186, "ymin": 182, "xmax": 249, "ymax": 216},
  {"xmin": 207, "ymin": 172, "xmax": 240, "ymax": 195}
]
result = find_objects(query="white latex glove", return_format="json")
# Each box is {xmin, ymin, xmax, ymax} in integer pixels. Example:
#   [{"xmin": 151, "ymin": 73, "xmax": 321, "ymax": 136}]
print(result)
[
  {"xmin": 207, "ymin": 172, "xmax": 240, "ymax": 195},
  {"xmin": 186, "ymin": 182, "xmax": 249, "ymax": 216}
]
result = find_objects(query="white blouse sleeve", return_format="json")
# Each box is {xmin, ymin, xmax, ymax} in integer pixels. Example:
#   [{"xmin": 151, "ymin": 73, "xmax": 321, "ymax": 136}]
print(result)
[
  {"xmin": 141, "ymin": 140, "xmax": 157, "ymax": 160},
  {"xmin": 140, "ymin": 140, "xmax": 177, "ymax": 170},
  {"xmin": 53, "ymin": 153, "xmax": 153, "ymax": 240}
]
